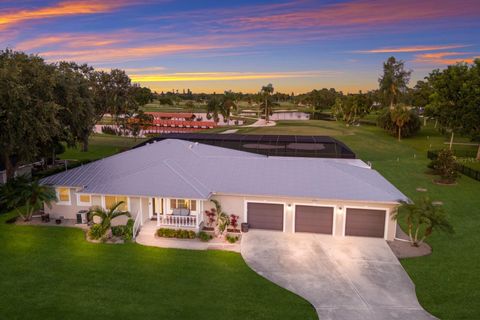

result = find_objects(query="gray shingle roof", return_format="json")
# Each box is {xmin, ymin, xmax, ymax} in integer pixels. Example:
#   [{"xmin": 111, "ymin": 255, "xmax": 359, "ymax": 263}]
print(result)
[{"xmin": 41, "ymin": 139, "xmax": 408, "ymax": 203}]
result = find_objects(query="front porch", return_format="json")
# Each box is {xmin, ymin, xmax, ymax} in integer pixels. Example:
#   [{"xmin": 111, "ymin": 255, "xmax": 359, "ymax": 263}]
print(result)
[{"xmin": 133, "ymin": 197, "xmax": 206, "ymax": 238}]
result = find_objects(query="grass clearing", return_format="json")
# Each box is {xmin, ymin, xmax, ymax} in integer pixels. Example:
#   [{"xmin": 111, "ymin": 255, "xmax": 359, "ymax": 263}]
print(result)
[
  {"xmin": 60, "ymin": 134, "xmax": 146, "ymax": 161},
  {"xmin": 0, "ymin": 213, "xmax": 316, "ymax": 320}
]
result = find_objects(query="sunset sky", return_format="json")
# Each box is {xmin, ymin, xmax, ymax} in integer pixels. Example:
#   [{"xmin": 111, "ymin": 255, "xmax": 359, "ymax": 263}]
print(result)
[{"xmin": 1, "ymin": 0, "xmax": 479, "ymax": 94}]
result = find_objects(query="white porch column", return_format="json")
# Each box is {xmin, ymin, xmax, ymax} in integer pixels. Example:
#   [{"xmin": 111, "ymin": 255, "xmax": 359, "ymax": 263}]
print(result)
[
  {"xmin": 197, "ymin": 200, "xmax": 203, "ymax": 229},
  {"xmin": 156, "ymin": 198, "xmax": 160, "ymax": 227}
]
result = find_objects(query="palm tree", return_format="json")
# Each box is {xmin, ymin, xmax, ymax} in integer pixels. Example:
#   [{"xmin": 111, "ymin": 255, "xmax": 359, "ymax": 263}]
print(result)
[
  {"xmin": 210, "ymin": 199, "xmax": 230, "ymax": 237},
  {"xmin": 220, "ymin": 91, "xmax": 237, "ymax": 124},
  {"xmin": 396, "ymin": 200, "xmax": 421, "ymax": 245},
  {"xmin": 88, "ymin": 201, "xmax": 131, "ymax": 236},
  {"xmin": 0, "ymin": 176, "xmax": 57, "ymax": 221},
  {"xmin": 261, "ymin": 84, "xmax": 274, "ymax": 122},
  {"xmin": 390, "ymin": 106, "xmax": 411, "ymax": 141},
  {"xmin": 395, "ymin": 197, "xmax": 454, "ymax": 247},
  {"xmin": 206, "ymin": 96, "xmax": 222, "ymax": 123},
  {"xmin": 378, "ymin": 57, "xmax": 411, "ymax": 109}
]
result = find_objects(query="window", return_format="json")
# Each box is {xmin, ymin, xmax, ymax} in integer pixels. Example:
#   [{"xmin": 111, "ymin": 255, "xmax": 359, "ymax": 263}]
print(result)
[
  {"xmin": 57, "ymin": 188, "xmax": 70, "ymax": 204},
  {"xmin": 170, "ymin": 199, "xmax": 197, "ymax": 211},
  {"xmin": 104, "ymin": 195, "xmax": 128, "ymax": 211},
  {"xmin": 77, "ymin": 194, "xmax": 91, "ymax": 206}
]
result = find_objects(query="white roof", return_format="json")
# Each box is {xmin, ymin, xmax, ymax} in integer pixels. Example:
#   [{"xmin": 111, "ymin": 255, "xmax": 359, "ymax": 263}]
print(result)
[{"xmin": 41, "ymin": 139, "xmax": 408, "ymax": 203}]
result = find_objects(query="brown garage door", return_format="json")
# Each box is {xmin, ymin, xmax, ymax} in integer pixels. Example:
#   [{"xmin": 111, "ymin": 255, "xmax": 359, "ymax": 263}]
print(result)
[
  {"xmin": 247, "ymin": 202, "xmax": 284, "ymax": 231},
  {"xmin": 295, "ymin": 205, "xmax": 334, "ymax": 234},
  {"xmin": 345, "ymin": 208, "xmax": 386, "ymax": 238}
]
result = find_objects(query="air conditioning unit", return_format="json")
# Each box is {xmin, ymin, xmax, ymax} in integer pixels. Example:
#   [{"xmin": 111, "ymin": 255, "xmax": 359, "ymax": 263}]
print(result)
[{"xmin": 76, "ymin": 210, "xmax": 88, "ymax": 224}]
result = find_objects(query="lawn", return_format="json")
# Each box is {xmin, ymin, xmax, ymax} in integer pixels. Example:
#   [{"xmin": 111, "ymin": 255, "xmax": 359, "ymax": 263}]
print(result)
[
  {"xmin": 242, "ymin": 120, "xmax": 480, "ymax": 319},
  {"xmin": 60, "ymin": 134, "xmax": 147, "ymax": 161},
  {"xmin": 0, "ymin": 213, "xmax": 317, "ymax": 320}
]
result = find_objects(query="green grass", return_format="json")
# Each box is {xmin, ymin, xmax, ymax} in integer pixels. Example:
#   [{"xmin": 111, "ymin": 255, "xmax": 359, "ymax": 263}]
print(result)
[
  {"xmin": 242, "ymin": 120, "xmax": 480, "ymax": 319},
  {"xmin": 60, "ymin": 134, "xmax": 147, "ymax": 161},
  {"xmin": 0, "ymin": 213, "xmax": 316, "ymax": 320}
]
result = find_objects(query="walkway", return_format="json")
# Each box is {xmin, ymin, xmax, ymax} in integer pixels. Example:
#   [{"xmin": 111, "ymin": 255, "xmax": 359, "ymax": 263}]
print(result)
[
  {"xmin": 135, "ymin": 221, "xmax": 240, "ymax": 252},
  {"xmin": 241, "ymin": 230, "xmax": 436, "ymax": 320},
  {"xmin": 246, "ymin": 119, "xmax": 277, "ymax": 127}
]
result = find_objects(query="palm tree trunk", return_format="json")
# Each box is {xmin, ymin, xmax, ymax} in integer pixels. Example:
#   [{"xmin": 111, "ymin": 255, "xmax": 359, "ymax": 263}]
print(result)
[
  {"xmin": 264, "ymin": 98, "xmax": 268, "ymax": 123},
  {"xmin": 414, "ymin": 226, "xmax": 420, "ymax": 246},
  {"xmin": 408, "ymin": 224, "xmax": 414, "ymax": 244},
  {"xmin": 398, "ymin": 127, "xmax": 402, "ymax": 141},
  {"xmin": 449, "ymin": 131, "xmax": 455, "ymax": 150},
  {"xmin": 477, "ymin": 144, "xmax": 480, "ymax": 160}
]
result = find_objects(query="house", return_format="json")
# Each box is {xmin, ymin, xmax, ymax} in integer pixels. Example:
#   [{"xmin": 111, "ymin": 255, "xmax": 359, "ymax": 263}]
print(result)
[
  {"xmin": 40, "ymin": 139, "xmax": 408, "ymax": 240},
  {"xmin": 143, "ymin": 112, "xmax": 217, "ymax": 134},
  {"xmin": 0, "ymin": 161, "xmax": 41, "ymax": 184}
]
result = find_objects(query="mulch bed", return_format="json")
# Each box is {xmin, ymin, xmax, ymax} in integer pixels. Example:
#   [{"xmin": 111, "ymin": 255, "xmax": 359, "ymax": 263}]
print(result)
[
  {"xmin": 388, "ymin": 240, "xmax": 432, "ymax": 259},
  {"xmin": 392, "ymin": 224, "xmax": 432, "ymax": 259},
  {"xmin": 432, "ymin": 179, "xmax": 458, "ymax": 186}
]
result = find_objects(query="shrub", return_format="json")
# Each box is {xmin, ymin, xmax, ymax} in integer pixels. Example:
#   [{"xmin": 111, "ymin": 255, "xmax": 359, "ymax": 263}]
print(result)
[
  {"xmin": 111, "ymin": 219, "xmax": 134, "ymax": 241},
  {"xmin": 377, "ymin": 108, "xmax": 421, "ymax": 138},
  {"xmin": 430, "ymin": 149, "xmax": 459, "ymax": 183},
  {"xmin": 89, "ymin": 224, "xmax": 106, "ymax": 240},
  {"xmin": 226, "ymin": 234, "xmax": 239, "ymax": 244},
  {"xmin": 198, "ymin": 231, "xmax": 213, "ymax": 242},
  {"xmin": 229, "ymin": 214, "xmax": 239, "ymax": 231},
  {"xmin": 156, "ymin": 228, "xmax": 196, "ymax": 239}
]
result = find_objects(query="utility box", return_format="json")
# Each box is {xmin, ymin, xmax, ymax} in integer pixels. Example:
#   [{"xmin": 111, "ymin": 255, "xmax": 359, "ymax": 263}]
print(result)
[{"xmin": 76, "ymin": 210, "xmax": 88, "ymax": 224}]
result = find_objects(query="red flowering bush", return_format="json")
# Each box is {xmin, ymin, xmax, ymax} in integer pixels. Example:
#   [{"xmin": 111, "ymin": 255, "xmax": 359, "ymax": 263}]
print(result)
[
  {"xmin": 230, "ymin": 214, "xmax": 239, "ymax": 231},
  {"xmin": 205, "ymin": 208, "xmax": 217, "ymax": 227}
]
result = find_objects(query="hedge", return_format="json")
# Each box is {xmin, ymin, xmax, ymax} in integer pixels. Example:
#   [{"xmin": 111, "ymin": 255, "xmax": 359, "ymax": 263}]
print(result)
[{"xmin": 156, "ymin": 228, "xmax": 196, "ymax": 239}]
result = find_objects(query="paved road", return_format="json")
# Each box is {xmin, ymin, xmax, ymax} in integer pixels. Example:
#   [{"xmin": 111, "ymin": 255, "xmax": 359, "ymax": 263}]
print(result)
[{"xmin": 241, "ymin": 230, "xmax": 436, "ymax": 320}]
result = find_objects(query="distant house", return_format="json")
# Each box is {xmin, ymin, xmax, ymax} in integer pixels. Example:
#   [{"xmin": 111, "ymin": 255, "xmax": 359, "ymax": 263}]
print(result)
[
  {"xmin": 41, "ymin": 138, "xmax": 407, "ymax": 241},
  {"xmin": 146, "ymin": 112, "xmax": 196, "ymax": 121},
  {"xmin": 0, "ymin": 162, "xmax": 38, "ymax": 184},
  {"xmin": 144, "ymin": 112, "xmax": 217, "ymax": 134}
]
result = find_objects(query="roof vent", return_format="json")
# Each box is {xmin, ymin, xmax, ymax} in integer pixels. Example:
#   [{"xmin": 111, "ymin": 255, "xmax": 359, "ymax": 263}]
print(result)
[{"xmin": 189, "ymin": 144, "xmax": 193, "ymax": 149}]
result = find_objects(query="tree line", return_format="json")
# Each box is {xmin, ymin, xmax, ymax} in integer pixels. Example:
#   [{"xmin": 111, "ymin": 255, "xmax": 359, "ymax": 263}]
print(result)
[{"xmin": 0, "ymin": 49, "xmax": 153, "ymax": 180}]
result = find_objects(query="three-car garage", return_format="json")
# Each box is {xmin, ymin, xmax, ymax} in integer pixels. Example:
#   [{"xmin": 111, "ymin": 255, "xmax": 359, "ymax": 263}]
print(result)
[{"xmin": 246, "ymin": 201, "xmax": 389, "ymax": 239}]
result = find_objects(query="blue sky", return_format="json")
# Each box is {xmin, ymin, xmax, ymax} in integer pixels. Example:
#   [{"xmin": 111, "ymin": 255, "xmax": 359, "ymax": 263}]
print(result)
[{"xmin": 1, "ymin": 0, "xmax": 479, "ymax": 93}]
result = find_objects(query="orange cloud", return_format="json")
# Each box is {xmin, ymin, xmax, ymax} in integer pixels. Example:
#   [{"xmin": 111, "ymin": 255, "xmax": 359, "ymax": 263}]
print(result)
[
  {"xmin": 224, "ymin": 0, "xmax": 480, "ymax": 31},
  {"xmin": 15, "ymin": 33, "xmax": 127, "ymax": 51},
  {"xmin": 40, "ymin": 43, "xmax": 237, "ymax": 63},
  {"xmin": 130, "ymin": 71, "xmax": 340, "ymax": 82},
  {"xmin": 414, "ymin": 52, "xmax": 479, "ymax": 65},
  {"xmin": 356, "ymin": 45, "xmax": 471, "ymax": 53},
  {"xmin": 0, "ymin": 1, "xmax": 137, "ymax": 29}
]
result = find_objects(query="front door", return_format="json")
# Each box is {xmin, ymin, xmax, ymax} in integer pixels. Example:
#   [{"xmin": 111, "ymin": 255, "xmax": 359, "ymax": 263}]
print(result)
[{"xmin": 152, "ymin": 197, "xmax": 163, "ymax": 220}]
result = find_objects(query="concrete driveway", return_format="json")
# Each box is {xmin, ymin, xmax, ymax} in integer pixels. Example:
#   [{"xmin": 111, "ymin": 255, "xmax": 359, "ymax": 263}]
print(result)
[{"xmin": 241, "ymin": 230, "xmax": 436, "ymax": 320}]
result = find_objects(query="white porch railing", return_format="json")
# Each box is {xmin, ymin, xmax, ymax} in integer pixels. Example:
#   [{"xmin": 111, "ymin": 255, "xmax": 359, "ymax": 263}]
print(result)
[
  {"xmin": 132, "ymin": 210, "xmax": 142, "ymax": 240},
  {"xmin": 159, "ymin": 214, "xmax": 197, "ymax": 228}
]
